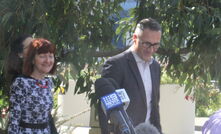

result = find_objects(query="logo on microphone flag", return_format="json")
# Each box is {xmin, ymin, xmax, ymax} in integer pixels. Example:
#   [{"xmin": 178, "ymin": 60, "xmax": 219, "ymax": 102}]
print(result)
[{"xmin": 101, "ymin": 92, "xmax": 123, "ymax": 113}]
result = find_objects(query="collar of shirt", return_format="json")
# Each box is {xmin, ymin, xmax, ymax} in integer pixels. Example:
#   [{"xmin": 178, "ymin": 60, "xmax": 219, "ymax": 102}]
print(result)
[{"xmin": 131, "ymin": 50, "xmax": 153, "ymax": 65}]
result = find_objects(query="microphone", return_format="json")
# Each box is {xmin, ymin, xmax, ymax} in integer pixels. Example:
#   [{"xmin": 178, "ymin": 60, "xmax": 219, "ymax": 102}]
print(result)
[
  {"xmin": 106, "ymin": 78, "xmax": 136, "ymax": 134},
  {"xmin": 135, "ymin": 122, "xmax": 160, "ymax": 134},
  {"xmin": 95, "ymin": 78, "xmax": 132, "ymax": 134}
]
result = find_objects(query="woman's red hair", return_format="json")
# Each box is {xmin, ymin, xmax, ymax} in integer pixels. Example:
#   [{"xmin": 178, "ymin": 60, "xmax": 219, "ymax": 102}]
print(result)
[{"xmin": 23, "ymin": 38, "xmax": 56, "ymax": 76}]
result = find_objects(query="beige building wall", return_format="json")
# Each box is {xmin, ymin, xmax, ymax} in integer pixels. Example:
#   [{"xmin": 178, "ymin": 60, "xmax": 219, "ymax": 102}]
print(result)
[
  {"xmin": 57, "ymin": 80, "xmax": 91, "ymax": 127},
  {"xmin": 160, "ymin": 84, "xmax": 195, "ymax": 134}
]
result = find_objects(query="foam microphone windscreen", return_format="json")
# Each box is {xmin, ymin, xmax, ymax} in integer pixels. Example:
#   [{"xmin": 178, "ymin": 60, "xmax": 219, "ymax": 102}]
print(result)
[
  {"xmin": 135, "ymin": 122, "xmax": 160, "ymax": 134},
  {"xmin": 106, "ymin": 77, "xmax": 120, "ymax": 89},
  {"xmin": 95, "ymin": 77, "xmax": 116, "ymax": 98}
]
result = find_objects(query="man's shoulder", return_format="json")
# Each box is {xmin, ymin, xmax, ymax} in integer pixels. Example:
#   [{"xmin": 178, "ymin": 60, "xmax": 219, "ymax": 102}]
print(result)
[
  {"xmin": 151, "ymin": 59, "xmax": 161, "ymax": 70},
  {"xmin": 152, "ymin": 59, "xmax": 160, "ymax": 65},
  {"xmin": 108, "ymin": 50, "xmax": 131, "ymax": 62}
]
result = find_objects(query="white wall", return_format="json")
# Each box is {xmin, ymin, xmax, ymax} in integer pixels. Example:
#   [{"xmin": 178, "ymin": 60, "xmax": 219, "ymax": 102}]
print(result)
[
  {"xmin": 160, "ymin": 84, "xmax": 195, "ymax": 134},
  {"xmin": 57, "ymin": 80, "xmax": 91, "ymax": 127}
]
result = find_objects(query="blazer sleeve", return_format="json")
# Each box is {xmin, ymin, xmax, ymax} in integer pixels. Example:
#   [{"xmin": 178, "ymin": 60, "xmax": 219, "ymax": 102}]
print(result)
[
  {"xmin": 8, "ymin": 78, "xmax": 26, "ymax": 134},
  {"xmin": 151, "ymin": 62, "xmax": 162, "ymax": 133}
]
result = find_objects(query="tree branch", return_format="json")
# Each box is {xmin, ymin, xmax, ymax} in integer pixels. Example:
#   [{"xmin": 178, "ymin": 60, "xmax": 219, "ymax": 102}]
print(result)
[{"xmin": 59, "ymin": 46, "xmax": 191, "ymax": 59}]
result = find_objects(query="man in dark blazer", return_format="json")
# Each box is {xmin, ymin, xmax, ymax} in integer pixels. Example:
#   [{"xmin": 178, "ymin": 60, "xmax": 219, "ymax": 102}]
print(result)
[{"xmin": 99, "ymin": 18, "xmax": 162, "ymax": 134}]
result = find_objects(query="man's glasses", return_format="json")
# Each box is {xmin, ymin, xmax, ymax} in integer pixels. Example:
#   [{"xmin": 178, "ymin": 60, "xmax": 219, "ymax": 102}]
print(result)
[{"xmin": 139, "ymin": 39, "xmax": 160, "ymax": 49}]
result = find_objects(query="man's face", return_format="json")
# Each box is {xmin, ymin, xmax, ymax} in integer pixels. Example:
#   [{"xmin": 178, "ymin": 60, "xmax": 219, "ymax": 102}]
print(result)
[{"xmin": 133, "ymin": 29, "xmax": 161, "ymax": 61}]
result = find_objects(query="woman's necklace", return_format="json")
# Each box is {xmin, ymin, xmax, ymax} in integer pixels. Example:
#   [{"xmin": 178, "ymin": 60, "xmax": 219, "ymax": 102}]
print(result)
[
  {"xmin": 31, "ymin": 73, "xmax": 48, "ymax": 88},
  {"xmin": 36, "ymin": 81, "xmax": 48, "ymax": 88}
]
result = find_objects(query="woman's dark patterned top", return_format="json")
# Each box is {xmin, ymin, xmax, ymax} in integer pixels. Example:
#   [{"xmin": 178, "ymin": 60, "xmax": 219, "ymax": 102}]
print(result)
[{"xmin": 8, "ymin": 76, "xmax": 54, "ymax": 134}]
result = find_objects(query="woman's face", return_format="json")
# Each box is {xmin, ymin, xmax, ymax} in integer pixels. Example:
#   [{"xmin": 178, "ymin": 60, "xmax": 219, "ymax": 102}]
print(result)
[
  {"xmin": 22, "ymin": 37, "xmax": 33, "ymax": 58},
  {"xmin": 33, "ymin": 52, "xmax": 55, "ymax": 75}
]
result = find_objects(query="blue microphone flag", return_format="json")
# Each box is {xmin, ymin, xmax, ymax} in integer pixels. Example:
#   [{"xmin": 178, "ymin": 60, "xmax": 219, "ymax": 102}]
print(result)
[{"xmin": 101, "ymin": 92, "xmax": 123, "ymax": 114}]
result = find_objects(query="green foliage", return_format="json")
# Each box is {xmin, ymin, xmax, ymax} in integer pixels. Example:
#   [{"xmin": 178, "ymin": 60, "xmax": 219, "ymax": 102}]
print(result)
[
  {"xmin": 0, "ymin": 69, "xmax": 9, "ymax": 129},
  {"xmin": 0, "ymin": 72, "xmax": 9, "ymax": 132},
  {"xmin": 195, "ymin": 87, "xmax": 221, "ymax": 117},
  {"xmin": 161, "ymin": 69, "xmax": 178, "ymax": 84},
  {"xmin": 74, "ymin": 58, "xmax": 105, "ymax": 106}
]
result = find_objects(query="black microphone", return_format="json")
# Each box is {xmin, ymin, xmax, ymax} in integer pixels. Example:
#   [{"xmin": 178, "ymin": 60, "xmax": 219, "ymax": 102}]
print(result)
[
  {"xmin": 95, "ymin": 78, "xmax": 132, "ymax": 134},
  {"xmin": 106, "ymin": 78, "xmax": 136, "ymax": 134}
]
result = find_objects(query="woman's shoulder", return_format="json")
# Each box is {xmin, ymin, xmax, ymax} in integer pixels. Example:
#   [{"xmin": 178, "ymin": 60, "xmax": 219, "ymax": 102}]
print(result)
[
  {"xmin": 44, "ymin": 76, "xmax": 53, "ymax": 81},
  {"xmin": 13, "ymin": 75, "xmax": 26, "ymax": 81},
  {"xmin": 12, "ymin": 75, "xmax": 35, "ymax": 85},
  {"xmin": 10, "ymin": 76, "xmax": 30, "ymax": 92},
  {"xmin": 13, "ymin": 75, "xmax": 32, "ymax": 81}
]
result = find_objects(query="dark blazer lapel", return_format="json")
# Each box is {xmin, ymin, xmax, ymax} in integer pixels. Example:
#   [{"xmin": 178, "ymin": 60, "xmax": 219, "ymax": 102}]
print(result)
[
  {"xmin": 150, "ymin": 62, "xmax": 157, "ymax": 101},
  {"xmin": 125, "ymin": 51, "xmax": 147, "ymax": 106}
]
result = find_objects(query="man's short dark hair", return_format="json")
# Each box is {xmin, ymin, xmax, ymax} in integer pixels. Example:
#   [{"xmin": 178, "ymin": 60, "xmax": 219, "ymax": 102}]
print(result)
[{"xmin": 137, "ymin": 18, "xmax": 162, "ymax": 32}]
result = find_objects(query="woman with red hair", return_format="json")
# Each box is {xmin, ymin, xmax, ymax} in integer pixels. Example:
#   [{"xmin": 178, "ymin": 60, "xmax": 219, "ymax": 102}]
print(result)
[{"xmin": 8, "ymin": 38, "xmax": 57, "ymax": 134}]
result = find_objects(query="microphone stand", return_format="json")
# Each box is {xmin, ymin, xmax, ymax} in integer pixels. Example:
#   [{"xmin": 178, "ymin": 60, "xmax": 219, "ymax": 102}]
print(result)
[{"xmin": 120, "ymin": 110, "xmax": 136, "ymax": 134}]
